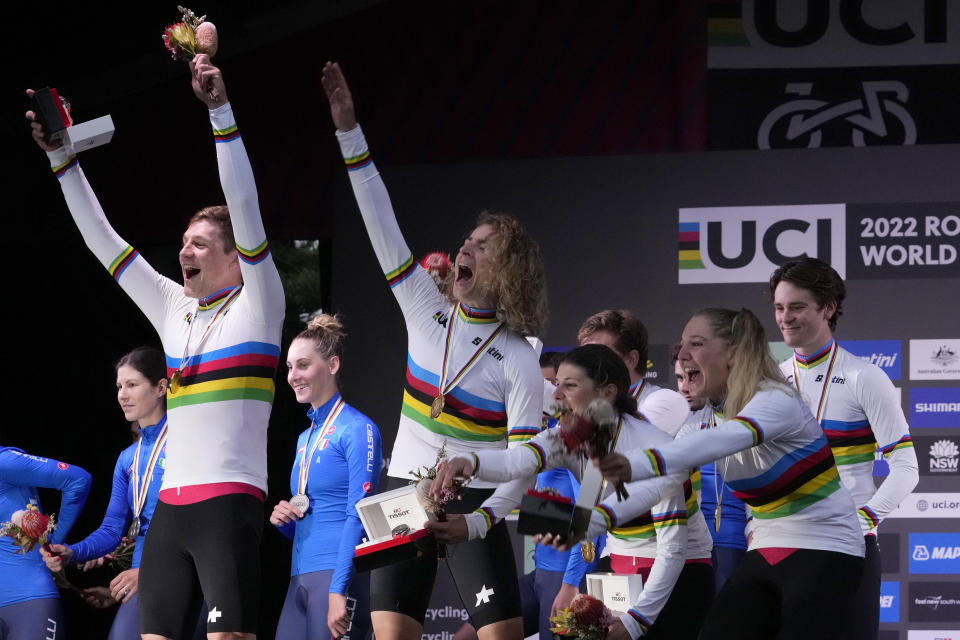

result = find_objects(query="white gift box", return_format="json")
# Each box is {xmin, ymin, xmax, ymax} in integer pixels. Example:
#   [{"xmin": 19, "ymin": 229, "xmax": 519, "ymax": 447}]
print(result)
[
  {"xmin": 355, "ymin": 484, "xmax": 434, "ymax": 550},
  {"xmin": 64, "ymin": 115, "xmax": 115, "ymax": 152},
  {"xmin": 585, "ymin": 573, "xmax": 644, "ymax": 615}
]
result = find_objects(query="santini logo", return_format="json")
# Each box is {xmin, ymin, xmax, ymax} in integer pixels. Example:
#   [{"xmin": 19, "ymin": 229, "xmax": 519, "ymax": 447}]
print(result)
[{"xmin": 678, "ymin": 204, "xmax": 845, "ymax": 284}]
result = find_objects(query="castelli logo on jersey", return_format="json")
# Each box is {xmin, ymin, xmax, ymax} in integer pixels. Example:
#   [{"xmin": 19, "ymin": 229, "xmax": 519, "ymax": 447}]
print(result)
[
  {"xmin": 58, "ymin": 462, "xmax": 68, "ymax": 470},
  {"xmin": 363, "ymin": 482, "xmax": 373, "ymax": 493}
]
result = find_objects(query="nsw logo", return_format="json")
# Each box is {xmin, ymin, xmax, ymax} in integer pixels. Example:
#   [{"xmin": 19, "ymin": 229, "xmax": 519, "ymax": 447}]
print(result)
[
  {"xmin": 928, "ymin": 439, "xmax": 959, "ymax": 474},
  {"xmin": 909, "ymin": 533, "xmax": 960, "ymax": 574},
  {"xmin": 910, "ymin": 388, "xmax": 960, "ymax": 428},
  {"xmin": 678, "ymin": 204, "xmax": 846, "ymax": 284}
]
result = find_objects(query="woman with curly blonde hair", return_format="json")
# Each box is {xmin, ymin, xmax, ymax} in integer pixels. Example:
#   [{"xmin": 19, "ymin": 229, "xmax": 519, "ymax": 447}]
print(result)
[{"xmin": 321, "ymin": 61, "xmax": 548, "ymax": 640}]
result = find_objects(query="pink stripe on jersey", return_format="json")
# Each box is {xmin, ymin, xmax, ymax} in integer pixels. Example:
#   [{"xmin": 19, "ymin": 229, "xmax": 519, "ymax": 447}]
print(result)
[{"xmin": 160, "ymin": 482, "xmax": 265, "ymax": 505}]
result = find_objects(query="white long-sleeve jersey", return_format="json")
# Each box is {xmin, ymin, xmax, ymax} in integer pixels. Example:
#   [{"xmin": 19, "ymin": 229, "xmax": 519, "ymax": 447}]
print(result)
[
  {"xmin": 48, "ymin": 104, "xmax": 284, "ymax": 494},
  {"xmin": 781, "ymin": 341, "xmax": 918, "ymax": 535}
]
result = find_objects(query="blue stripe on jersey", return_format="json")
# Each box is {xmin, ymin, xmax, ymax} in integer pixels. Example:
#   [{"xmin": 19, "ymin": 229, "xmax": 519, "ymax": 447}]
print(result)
[
  {"xmin": 725, "ymin": 436, "xmax": 829, "ymax": 491},
  {"xmin": 820, "ymin": 418, "xmax": 871, "ymax": 432},
  {"xmin": 164, "ymin": 341, "xmax": 282, "ymax": 368},
  {"xmin": 406, "ymin": 355, "xmax": 507, "ymax": 413}
]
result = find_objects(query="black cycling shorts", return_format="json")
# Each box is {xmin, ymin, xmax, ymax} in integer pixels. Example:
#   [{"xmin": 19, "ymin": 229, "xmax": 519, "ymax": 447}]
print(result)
[
  {"xmin": 138, "ymin": 493, "xmax": 263, "ymax": 636},
  {"xmin": 370, "ymin": 476, "xmax": 521, "ymax": 629}
]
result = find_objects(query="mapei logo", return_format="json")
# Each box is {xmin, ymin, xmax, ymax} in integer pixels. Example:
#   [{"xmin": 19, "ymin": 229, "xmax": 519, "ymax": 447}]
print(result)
[
  {"xmin": 839, "ymin": 340, "xmax": 901, "ymax": 381},
  {"xmin": 678, "ymin": 205, "xmax": 845, "ymax": 284},
  {"xmin": 909, "ymin": 533, "xmax": 960, "ymax": 574},
  {"xmin": 879, "ymin": 581, "xmax": 899, "ymax": 623},
  {"xmin": 910, "ymin": 388, "xmax": 960, "ymax": 428}
]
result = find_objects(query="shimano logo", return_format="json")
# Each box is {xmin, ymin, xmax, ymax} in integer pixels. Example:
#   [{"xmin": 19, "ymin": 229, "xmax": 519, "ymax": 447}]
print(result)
[{"xmin": 916, "ymin": 402, "xmax": 960, "ymax": 413}]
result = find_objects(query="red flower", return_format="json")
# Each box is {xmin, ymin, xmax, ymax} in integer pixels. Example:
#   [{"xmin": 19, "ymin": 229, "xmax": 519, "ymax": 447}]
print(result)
[
  {"xmin": 571, "ymin": 595, "xmax": 605, "ymax": 627},
  {"xmin": 19, "ymin": 510, "xmax": 50, "ymax": 539}
]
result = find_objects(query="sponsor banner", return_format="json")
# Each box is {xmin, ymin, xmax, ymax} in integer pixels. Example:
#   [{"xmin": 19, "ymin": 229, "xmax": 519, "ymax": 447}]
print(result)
[
  {"xmin": 879, "ymin": 533, "xmax": 900, "ymax": 574},
  {"xmin": 708, "ymin": 66, "xmax": 960, "ymax": 150},
  {"xmin": 915, "ymin": 436, "xmax": 960, "ymax": 476},
  {"xmin": 678, "ymin": 205, "xmax": 846, "ymax": 284},
  {"xmin": 846, "ymin": 203, "xmax": 960, "ymax": 279},
  {"xmin": 888, "ymin": 493, "xmax": 960, "ymax": 519},
  {"xmin": 909, "ymin": 533, "xmax": 960, "ymax": 574},
  {"xmin": 644, "ymin": 343, "xmax": 671, "ymax": 384},
  {"xmin": 880, "ymin": 581, "xmax": 900, "ymax": 623},
  {"xmin": 909, "ymin": 581, "xmax": 960, "ymax": 622},
  {"xmin": 911, "ymin": 340, "xmax": 960, "ymax": 381},
  {"xmin": 708, "ymin": 1, "xmax": 960, "ymax": 69},
  {"xmin": 907, "ymin": 632, "xmax": 960, "ymax": 640},
  {"xmin": 910, "ymin": 388, "xmax": 960, "ymax": 428},
  {"xmin": 840, "ymin": 339, "xmax": 903, "ymax": 381}
]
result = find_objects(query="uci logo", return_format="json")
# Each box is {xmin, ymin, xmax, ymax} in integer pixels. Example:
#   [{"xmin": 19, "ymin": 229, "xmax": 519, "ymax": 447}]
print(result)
[{"xmin": 678, "ymin": 204, "xmax": 846, "ymax": 284}]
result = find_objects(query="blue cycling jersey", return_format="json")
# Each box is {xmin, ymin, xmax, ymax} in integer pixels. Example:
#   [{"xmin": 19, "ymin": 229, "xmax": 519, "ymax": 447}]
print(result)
[
  {"xmin": 0, "ymin": 447, "xmax": 91, "ymax": 607},
  {"xmin": 276, "ymin": 393, "xmax": 382, "ymax": 595},
  {"xmin": 698, "ymin": 461, "xmax": 747, "ymax": 550},
  {"xmin": 67, "ymin": 417, "xmax": 168, "ymax": 568}
]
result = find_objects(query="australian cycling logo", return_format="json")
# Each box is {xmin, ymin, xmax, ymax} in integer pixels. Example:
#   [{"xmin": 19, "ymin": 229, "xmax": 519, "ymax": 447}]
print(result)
[
  {"xmin": 678, "ymin": 204, "xmax": 845, "ymax": 284},
  {"xmin": 910, "ymin": 341, "xmax": 960, "ymax": 381}
]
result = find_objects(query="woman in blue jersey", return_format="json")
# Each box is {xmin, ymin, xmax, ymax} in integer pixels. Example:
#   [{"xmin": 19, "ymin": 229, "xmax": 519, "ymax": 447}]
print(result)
[
  {"xmin": 0, "ymin": 448, "xmax": 91, "ymax": 639},
  {"xmin": 270, "ymin": 313, "xmax": 382, "ymax": 640},
  {"xmin": 595, "ymin": 308, "xmax": 866, "ymax": 640},
  {"xmin": 41, "ymin": 347, "xmax": 200, "ymax": 640}
]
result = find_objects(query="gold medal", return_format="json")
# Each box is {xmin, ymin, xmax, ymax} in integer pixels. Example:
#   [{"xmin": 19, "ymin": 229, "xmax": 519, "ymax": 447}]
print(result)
[
  {"xmin": 714, "ymin": 505, "xmax": 722, "ymax": 532},
  {"xmin": 430, "ymin": 395, "xmax": 445, "ymax": 420},
  {"xmin": 169, "ymin": 370, "xmax": 182, "ymax": 395},
  {"xmin": 581, "ymin": 540, "xmax": 596, "ymax": 563}
]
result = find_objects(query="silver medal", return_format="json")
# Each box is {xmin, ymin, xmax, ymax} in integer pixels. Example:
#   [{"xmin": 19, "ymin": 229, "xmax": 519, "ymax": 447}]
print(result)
[
  {"xmin": 128, "ymin": 518, "xmax": 141, "ymax": 539},
  {"xmin": 290, "ymin": 493, "xmax": 310, "ymax": 514}
]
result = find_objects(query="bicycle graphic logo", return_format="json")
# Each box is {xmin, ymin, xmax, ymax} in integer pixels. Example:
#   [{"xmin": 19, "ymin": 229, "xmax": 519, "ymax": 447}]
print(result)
[{"xmin": 757, "ymin": 81, "xmax": 917, "ymax": 149}]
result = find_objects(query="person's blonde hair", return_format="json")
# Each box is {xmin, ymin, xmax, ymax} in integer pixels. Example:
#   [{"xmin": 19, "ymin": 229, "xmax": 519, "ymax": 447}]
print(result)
[
  {"xmin": 457, "ymin": 212, "xmax": 548, "ymax": 336},
  {"xmin": 694, "ymin": 307, "xmax": 788, "ymax": 417},
  {"xmin": 294, "ymin": 313, "xmax": 346, "ymax": 383}
]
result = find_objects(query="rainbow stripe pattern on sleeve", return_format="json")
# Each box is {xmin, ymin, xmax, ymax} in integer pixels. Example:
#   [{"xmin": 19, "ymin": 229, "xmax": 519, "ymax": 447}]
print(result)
[
  {"xmin": 165, "ymin": 341, "xmax": 280, "ymax": 410},
  {"xmin": 609, "ymin": 505, "xmax": 687, "ymax": 542},
  {"xmin": 213, "ymin": 124, "xmax": 240, "ymax": 143},
  {"xmin": 733, "ymin": 416, "xmax": 765, "ymax": 445},
  {"xmin": 626, "ymin": 610, "xmax": 651, "ymax": 635},
  {"xmin": 683, "ymin": 475, "xmax": 701, "ymax": 517},
  {"xmin": 52, "ymin": 154, "xmax": 79, "ymax": 179},
  {"xmin": 108, "ymin": 245, "xmax": 139, "ymax": 282},
  {"xmin": 400, "ymin": 355, "xmax": 508, "ymax": 443},
  {"xmin": 644, "ymin": 449, "xmax": 667, "ymax": 476},
  {"xmin": 821, "ymin": 418, "xmax": 877, "ymax": 465},
  {"xmin": 858, "ymin": 505, "xmax": 880, "ymax": 529},
  {"xmin": 521, "ymin": 442, "xmax": 547, "ymax": 473},
  {"xmin": 727, "ymin": 436, "xmax": 841, "ymax": 519},
  {"xmin": 237, "ymin": 239, "xmax": 270, "ymax": 265},
  {"xmin": 474, "ymin": 506, "xmax": 496, "ymax": 530},
  {"xmin": 594, "ymin": 504, "xmax": 616, "ymax": 530},
  {"xmin": 879, "ymin": 435, "xmax": 914, "ymax": 458},
  {"xmin": 508, "ymin": 426, "xmax": 539, "ymax": 444},
  {"xmin": 386, "ymin": 256, "xmax": 416, "ymax": 288},
  {"xmin": 344, "ymin": 149, "xmax": 372, "ymax": 172}
]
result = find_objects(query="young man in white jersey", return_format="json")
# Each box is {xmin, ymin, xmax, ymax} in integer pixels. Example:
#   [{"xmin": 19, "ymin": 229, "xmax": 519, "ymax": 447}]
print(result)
[
  {"xmin": 578, "ymin": 310, "xmax": 689, "ymax": 437},
  {"xmin": 770, "ymin": 257, "xmax": 917, "ymax": 640},
  {"xmin": 28, "ymin": 56, "xmax": 284, "ymax": 640}
]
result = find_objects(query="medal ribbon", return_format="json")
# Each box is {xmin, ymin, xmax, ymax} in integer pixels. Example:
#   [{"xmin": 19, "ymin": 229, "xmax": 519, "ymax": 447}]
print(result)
[
  {"xmin": 631, "ymin": 380, "xmax": 646, "ymax": 401},
  {"xmin": 594, "ymin": 417, "xmax": 624, "ymax": 503},
  {"xmin": 297, "ymin": 398, "xmax": 346, "ymax": 495},
  {"xmin": 176, "ymin": 285, "xmax": 245, "ymax": 378},
  {"xmin": 791, "ymin": 341, "xmax": 839, "ymax": 422},
  {"xmin": 131, "ymin": 415, "xmax": 168, "ymax": 519},
  {"xmin": 435, "ymin": 305, "xmax": 505, "ymax": 401}
]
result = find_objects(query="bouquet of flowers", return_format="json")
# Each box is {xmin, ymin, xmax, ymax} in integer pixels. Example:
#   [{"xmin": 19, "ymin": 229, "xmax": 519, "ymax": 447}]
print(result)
[
  {"xmin": 419, "ymin": 252, "xmax": 452, "ymax": 294},
  {"xmin": 162, "ymin": 5, "xmax": 218, "ymax": 61},
  {"xmin": 1, "ymin": 504, "xmax": 56, "ymax": 554},
  {"xmin": 550, "ymin": 594, "xmax": 615, "ymax": 640},
  {"xmin": 409, "ymin": 441, "xmax": 467, "ymax": 516},
  {"xmin": 552, "ymin": 398, "xmax": 629, "ymax": 500}
]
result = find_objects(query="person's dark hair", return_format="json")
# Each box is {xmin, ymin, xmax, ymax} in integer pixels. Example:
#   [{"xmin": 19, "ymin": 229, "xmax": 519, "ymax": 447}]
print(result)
[
  {"xmin": 769, "ymin": 258, "xmax": 845, "ymax": 331},
  {"xmin": 539, "ymin": 350, "xmax": 564, "ymax": 371},
  {"xmin": 115, "ymin": 346, "xmax": 167, "ymax": 387},
  {"xmin": 577, "ymin": 309, "xmax": 649, "ymax": 377},
  {"xmin": 188, "ymin": 205, "xmax": 236, "ymax": 254},
  {"xmin": 559, "ymin": 344, "xmax": 637, "ymax": 417},
  {"xmin": 294, "ymin": 313, "xmax": 346, "ymax": 385},
  {"xmin": 669, "ymin": 342, "xmax": 682, "ymax": 366}
]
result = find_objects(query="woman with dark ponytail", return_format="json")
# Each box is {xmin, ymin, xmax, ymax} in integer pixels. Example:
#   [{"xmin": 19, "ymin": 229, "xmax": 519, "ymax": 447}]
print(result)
[
  {"xmin": 598, "ymin": 308, "xmax": 865, "ymax": 640},
  {"xmin": 433, "ymin": 344, "xmax": 715, "ymax": 640}
]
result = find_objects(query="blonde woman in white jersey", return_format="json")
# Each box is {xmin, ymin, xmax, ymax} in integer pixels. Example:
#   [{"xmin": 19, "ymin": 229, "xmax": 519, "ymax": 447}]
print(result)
[{"xmin": 596, "ymin": 308, "xmax": 865, "ymax": 640}]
